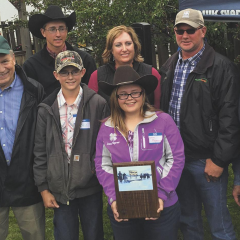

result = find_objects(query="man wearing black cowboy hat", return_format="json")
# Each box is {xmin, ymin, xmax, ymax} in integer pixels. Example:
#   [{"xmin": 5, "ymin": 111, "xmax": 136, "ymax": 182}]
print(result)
[{"xmin": 23, "ymin": 5, "xmax": 96, "ymax": 96}]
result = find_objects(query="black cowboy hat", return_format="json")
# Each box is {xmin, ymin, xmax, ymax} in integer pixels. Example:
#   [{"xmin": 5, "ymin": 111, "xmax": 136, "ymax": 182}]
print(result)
[
  {"xmin": 99, "ymin": 65, "xmax": 158, "ymax": 96},
  {"xmin": 28, "ymin": 5, "xmax": 76, "ymax": 39}
]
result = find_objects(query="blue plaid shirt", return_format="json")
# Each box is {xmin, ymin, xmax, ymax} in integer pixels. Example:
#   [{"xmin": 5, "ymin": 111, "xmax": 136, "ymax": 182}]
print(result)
[
  {"xmin": 0, "ymin": 73, "xmax": 23, "ymax": 166},
  {"xmin": 168, "ymin": 45, "xmax": 205, "ymax": 128}
]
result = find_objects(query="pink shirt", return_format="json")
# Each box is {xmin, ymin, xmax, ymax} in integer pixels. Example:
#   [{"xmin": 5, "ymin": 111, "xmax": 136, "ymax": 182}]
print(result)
[{"xmin": 88, "ymin": 67, "xmax": 161, "ymax": 109}]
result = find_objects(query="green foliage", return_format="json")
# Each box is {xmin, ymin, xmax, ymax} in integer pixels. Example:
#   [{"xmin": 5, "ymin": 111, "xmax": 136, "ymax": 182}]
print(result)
[
  {"xmin": 7, "ymin": 167, "xmax": 240, "ymax": 239},
  {"xmin": 12, "ymin": 0, "xmax": 178, "ymax": 65},
  {"xmin": 7, "ymin": 0, "xmax": 240, "ymax": 66},
  {"xmin": 71, "ymin": 0, "xmax": 179, "ymax": 64}
]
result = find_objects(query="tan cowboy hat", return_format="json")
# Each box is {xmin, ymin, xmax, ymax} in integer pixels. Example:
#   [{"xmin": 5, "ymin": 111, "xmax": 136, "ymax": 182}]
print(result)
[
  {"xmin": 99, "ymin": 65, "xmax": 158, "ymax": 96},
  {"xmin": 28, "ymin": 5, "xmax": 76, "ymax": 39}
]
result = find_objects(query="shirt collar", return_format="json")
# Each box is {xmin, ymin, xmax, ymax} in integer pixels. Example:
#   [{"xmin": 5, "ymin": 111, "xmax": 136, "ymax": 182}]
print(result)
[
  {"xmin": 57, "ymin": 86, "xmax": 83, "ymax": 108},
  {"xmin": 47, "ymin": 44, "xmax": 67, "ymax": 59},
  {"xmin": 178, "ymin": 44, "xmax": 205, "ymax": 65},
  {"xmin": 0, "ymin": 71, "xmax": 17, "ymax": 93}
]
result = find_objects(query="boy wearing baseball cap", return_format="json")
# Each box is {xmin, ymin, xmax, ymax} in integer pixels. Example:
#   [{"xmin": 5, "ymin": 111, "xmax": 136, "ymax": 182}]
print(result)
[{"xmin": 33, "ymin": 50, "xmax": 109, "ymax": 240}]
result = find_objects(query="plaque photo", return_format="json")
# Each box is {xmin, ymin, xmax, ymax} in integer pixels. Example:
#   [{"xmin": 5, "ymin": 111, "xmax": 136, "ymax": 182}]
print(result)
[{"xmin": 113, "ymin": 161, "xmax": 160, "ymax": 219}]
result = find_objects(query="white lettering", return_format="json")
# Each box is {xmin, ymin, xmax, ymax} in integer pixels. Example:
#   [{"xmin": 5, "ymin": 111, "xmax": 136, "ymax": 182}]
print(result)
[
  {"xmin": 107, "ymin": 141, "xmax": 120, "ymax": 146},
  {"xmin": 203, "ymin": 9, "xmax": 240, "ymax": 16},
  {"xmin": 212, "ymin": 10, "xmax": 219, "ymax": 15},
  {"xmin": 220, "ymin": 10, "xmax": 226, "ymax": 15}
]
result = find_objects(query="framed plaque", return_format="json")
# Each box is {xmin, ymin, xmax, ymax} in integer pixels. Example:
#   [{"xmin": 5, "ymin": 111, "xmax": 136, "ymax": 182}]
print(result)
[{"xmin": 113, "ymin": 161, "xmax": 160, "ymax": 219}]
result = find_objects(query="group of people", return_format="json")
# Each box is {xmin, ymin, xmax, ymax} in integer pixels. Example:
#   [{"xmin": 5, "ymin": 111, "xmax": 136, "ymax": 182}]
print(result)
[{"xmin": 0, "ymin": 4, "xmax": 240, "ymax": 240}]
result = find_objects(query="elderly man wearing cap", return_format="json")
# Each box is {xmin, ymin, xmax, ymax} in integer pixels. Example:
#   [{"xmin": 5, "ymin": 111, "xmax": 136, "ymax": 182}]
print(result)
[
  {"xmin": 23, "ymin": 5, "xmax": 96, "ymax": 96},
  {"xmin": 160, "ymin": 8, "xmax": 240, "ymax": 240},
  {"xmin": 0, "ymin": 36, "xmax": 45, "ymax": 239},
  {"xmin": 33, "ymin": 50, "xmax": 109, "ymax": 240}
]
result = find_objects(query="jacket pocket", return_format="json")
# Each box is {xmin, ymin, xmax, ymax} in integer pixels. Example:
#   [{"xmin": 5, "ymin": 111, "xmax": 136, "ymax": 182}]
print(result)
[
  {"xmin": 70, "ymin": 153, "xmax": 94, "ymax": 190},
  {"xmin": 47, "ymin": 156, "xmax": 63, "ymax": 193}
]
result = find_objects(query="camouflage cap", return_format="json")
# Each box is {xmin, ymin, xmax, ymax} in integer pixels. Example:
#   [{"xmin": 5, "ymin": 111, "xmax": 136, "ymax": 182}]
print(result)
[{"xmin": 55, "ymin": 50, "xmax": 84, "ymax": 73}]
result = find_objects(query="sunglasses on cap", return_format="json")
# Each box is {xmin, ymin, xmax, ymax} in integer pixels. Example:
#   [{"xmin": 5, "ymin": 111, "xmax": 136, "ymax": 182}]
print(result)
[{"xmin": 174, "ymin": 27, "xmax": 203, "ymax": 35}]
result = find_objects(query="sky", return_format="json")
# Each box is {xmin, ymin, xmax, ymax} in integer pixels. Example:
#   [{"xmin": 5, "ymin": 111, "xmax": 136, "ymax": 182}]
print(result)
[
  {"xmin": 0, "ymin": 0, "xmax": 18, "ymax": 21},
  {"xmin": 0, "ymin": 0, "xmax": 33, "ymax": 21}
]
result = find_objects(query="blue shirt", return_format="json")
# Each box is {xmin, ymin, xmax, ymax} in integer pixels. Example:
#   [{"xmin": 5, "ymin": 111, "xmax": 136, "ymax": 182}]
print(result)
[
  {"xmin": 0, "ymin": 73, "xmax": 24, "ymax": 165},
  {"xmin": 168, "ymin": 45, "xmax": 205, "ymax": 128}
]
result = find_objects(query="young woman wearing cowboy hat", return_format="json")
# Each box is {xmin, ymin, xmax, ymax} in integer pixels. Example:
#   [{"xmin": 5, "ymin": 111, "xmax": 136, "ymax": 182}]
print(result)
[{"xmin": 94, "ymin": 65, "xmax": 185, "ymax": 240}]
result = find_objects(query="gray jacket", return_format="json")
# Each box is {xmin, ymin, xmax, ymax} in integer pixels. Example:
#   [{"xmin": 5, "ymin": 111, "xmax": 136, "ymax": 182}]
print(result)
[{"xmin": 33, "ymin": 84, "xmax": 110, "ymax": 204}]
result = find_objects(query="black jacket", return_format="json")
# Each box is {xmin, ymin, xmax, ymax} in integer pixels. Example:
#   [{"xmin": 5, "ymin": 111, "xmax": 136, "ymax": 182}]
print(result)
[
  {"xmin": 160, "ymin": 43, "xmax": 240, "ymax": 167},
  {"xmin": 23, "ymin": 41, "xmax": 96, "ymax": 96},
  {"xmin": 0, "ymin": 65, "xmax": 44, "ymax": 207},
  {"xmin": 34, "ymin": 84, "xmax": 110, "ymax": 204}
]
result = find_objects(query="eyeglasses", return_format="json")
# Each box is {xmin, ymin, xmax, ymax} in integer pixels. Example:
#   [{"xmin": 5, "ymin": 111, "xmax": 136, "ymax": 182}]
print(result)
[
  {"xmin": 117, "ymin": 91, "xmax": 143, "ymax": 100},
  {"xmin": 174, "ymin": 27, "xmax": 203, "ymax": 35},
  {"xmin": 59, "ymin": 69, "xmax": 81, "ymax": 77},
  {"xmin": 44, "ymin": 27, "xmax": 68, "ymax": 34}
]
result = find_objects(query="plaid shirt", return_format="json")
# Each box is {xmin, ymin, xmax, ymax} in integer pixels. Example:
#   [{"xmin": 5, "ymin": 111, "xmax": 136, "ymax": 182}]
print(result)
[
  {"xmin": 47, "ymin": 44, "xmax": 67, "ymax": 59},
  {"xmin": 57, "ymin": 87, "xmax": 83, "ymax": 163},
  {"xmin": 168, "ymin": 45, "xmax": 205, "ymax": 128}
]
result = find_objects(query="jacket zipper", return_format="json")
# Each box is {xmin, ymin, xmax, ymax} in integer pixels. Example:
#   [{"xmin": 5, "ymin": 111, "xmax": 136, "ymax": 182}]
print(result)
[
  {"xmin": 209, "ymin": 119, "xmax": 213, "ymax": 131},
  {"xmin": 43, "ymin": 104, "xmax": 70, "ymax": 205},
  {"xmin": 116, "ymin": 127, "xmax": 132, "ymax": 161},
  {"xmin": 66, "ymin": 103, "xmax": 85, "ymax": 205}
]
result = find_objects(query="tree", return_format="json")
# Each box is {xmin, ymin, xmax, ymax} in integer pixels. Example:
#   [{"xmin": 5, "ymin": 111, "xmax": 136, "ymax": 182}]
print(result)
[{"xmin": 6, "ymin": 0, "xmax": 240, "ymax": 68}]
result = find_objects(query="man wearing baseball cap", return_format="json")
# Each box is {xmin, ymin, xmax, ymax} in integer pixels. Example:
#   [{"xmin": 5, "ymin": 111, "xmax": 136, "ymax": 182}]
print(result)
[
  {"xmin": 0, "ymin": 36, "xmax": 45, "ymax": 239},
  {"xmin": 160, "ymin": 8, "xmax": 240, "ymax": 239},
  {"xmin": 23, "ymin": 5, "xmax": 96, "ymax": 96},
  {"xmin": 33, "ymin": 50, "xmax": 109, "ymax": 240}
]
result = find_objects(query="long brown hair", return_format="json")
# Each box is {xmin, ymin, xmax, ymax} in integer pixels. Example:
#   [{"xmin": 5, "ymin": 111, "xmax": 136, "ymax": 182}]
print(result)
[
  {"xmin": 109, "ymin": 85, "xmax": 156, "ymax": 139},
  {"xmin": 102, "ymin": 25, "xmax": 144, "ymax": 64}
]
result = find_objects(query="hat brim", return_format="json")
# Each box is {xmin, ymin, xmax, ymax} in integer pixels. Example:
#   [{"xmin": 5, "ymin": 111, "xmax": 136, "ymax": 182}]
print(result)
[
  {"xmin": 28, "ymin": 12, "xmax": 76, "ymax": 39},
  {"xmin": 0, "ymin": 49, "xmax": 10, "ymax": 54},
  {"xmin": 99, "ymin": 75, "xmax": 158, "ymax": 96},
  {"xmin": 174, "ymin": 20, "xmax": 203, "ymax": 28},
  {"xmin": 56, "ymin": 62, "xmax": 83, "ymax": 73}
]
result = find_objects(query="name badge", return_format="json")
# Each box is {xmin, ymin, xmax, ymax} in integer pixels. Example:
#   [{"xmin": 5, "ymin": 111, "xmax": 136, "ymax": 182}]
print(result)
[
  {"xmin": 80, "ymin": 119, "xmax": 90, "ymax": 129},
  {"xmin": 73, "ymin": 114, "xmax": 77, "ymax": 124},
  {"xmin": 148, "ymin": 133, "xmax": 162, "ymax": 144}
]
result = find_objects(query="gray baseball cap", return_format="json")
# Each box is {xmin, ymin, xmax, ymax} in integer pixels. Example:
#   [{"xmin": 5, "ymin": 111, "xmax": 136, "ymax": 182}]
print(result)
[
  {"xmin": 0, "ymin": 36, "xmax": 11, "ymax": 54},
  {"xmin": 55, "ymin": 50, "xmax": 84, "ymax": 73},
  {"xmin": 175, "ymin": 8, "xmax": 204, "ymax": 28}
]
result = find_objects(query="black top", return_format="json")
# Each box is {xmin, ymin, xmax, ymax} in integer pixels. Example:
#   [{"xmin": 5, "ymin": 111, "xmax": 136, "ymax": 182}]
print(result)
[{"xmin": 23, "ymin": 41, "xmax": 96, "ymax": 96}]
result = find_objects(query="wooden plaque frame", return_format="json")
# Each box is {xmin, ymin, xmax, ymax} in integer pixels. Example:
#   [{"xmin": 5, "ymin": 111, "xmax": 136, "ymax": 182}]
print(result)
[{"xmin": 113, "ymin": 161, "xmax": 160, "ymax": 219}]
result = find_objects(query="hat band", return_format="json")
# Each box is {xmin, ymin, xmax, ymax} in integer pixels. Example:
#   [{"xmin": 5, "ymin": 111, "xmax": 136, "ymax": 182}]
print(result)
[{"xmin": 116, "ymin": 81, "xmax": 134, "ymax": 85}]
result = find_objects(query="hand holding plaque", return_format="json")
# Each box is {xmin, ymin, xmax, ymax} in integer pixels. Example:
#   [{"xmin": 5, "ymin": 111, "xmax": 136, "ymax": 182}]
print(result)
[{"xmin": 113, "ymin": 161, "xmax": 160, "ymax": 219}]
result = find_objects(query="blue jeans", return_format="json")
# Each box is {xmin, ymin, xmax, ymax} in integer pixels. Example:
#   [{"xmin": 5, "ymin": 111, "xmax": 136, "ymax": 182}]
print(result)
[
  {"xmin": 107, "ymin": 201, "xmax": 180, "ymax": 240},
  {"xmin": 177, "ymin": 159, "xmax": 236, "ymax": 240},
  {"xmin": 53, "ymin": 191, "xmax": 104, "ymax": 240}
]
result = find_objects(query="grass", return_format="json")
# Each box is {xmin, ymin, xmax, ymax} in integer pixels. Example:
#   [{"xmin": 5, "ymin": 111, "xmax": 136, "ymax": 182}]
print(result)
[{"xmin": 7, "ymin": 165, "xmax": 240, "ymax": 240}]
